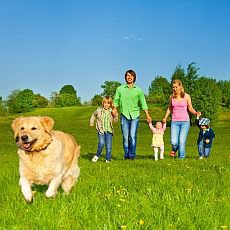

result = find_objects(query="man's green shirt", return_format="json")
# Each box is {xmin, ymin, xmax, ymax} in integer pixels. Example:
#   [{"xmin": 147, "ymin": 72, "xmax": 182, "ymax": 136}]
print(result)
[{"xmin": 114, "ymin": 84, "xmax": 148, "ymax": 119}]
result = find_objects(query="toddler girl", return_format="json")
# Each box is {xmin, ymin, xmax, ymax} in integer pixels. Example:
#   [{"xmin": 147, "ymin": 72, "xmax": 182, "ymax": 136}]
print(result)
[{"xmin": 149, "ymin": 121, "xmax": 166, "ymax": 161}]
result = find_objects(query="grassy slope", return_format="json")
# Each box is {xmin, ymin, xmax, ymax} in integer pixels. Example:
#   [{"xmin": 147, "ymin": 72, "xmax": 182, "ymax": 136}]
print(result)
[{"xmin": 0, "ymin": 106, "xmax": 229, "ymax": 229}]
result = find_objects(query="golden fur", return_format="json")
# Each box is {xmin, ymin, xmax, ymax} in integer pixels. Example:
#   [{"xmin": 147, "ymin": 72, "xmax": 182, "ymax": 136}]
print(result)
[{"xmin": 11, "ymin": 116, "xmax": 80, "ymax": 202}]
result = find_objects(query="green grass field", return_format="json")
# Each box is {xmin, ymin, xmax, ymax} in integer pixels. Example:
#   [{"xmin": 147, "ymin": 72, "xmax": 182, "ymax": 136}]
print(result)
[{"xmin": 0, "ymin": 106, "xmax": 229, "ymax": 229}]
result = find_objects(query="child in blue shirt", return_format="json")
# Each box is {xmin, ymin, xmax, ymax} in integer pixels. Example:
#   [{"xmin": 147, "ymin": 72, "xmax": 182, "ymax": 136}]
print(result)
[{"xmin": 196, "ymin": 115, "xmax": 215, "ymax": 159}]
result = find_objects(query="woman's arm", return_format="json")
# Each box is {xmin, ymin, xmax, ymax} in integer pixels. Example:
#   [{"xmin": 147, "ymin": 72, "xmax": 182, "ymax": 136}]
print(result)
[
  {"xmin": 162, "ymin": 96, "xmax": 172, "ymax": 123},
  {"xmin": 186, "ymin": 93, "xmax": 198, "ymax": 115}
]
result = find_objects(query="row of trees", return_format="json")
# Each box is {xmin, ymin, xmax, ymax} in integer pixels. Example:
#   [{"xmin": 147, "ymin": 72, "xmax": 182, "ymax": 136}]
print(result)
[
  {"xmin": 0, "ymin": 85, "xmax": 81, "ymax": 115},
  {"xmin": 0, "ymin": 62, "xmax": 230, "ymax": 120}
]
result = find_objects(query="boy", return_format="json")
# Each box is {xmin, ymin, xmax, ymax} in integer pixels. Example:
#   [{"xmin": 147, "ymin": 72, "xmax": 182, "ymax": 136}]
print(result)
[{"xmin": 197, "ymin": 116, "xmax": 215, "ymax": 159}]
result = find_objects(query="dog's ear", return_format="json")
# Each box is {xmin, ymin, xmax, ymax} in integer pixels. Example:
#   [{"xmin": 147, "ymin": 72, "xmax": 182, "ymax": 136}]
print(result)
[
  {"xmin": 11, "ymin": 117, "xmax": 21, "ymax": 132},
  {"xmin": 11, "ymin": 117, "xmax": 22, "ymax": 138},
  {"xmin": 40, "ymin": 116, "xmax": 54, "ymax": 134}
]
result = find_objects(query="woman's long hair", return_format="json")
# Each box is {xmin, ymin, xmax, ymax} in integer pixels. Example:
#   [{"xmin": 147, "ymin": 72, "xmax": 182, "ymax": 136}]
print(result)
[{"xmin": 172, "ymin": 79, "xmax": 185, "ymax": 98}]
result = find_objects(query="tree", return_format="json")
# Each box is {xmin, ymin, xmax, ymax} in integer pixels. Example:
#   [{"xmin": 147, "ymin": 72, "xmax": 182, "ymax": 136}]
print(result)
[
  {"xmin": 60, "ymin": 85, "xmax": 77, "ymax": 95},
  {"xmin": 101, "ymin": 81, "xmax": 121, "ymax": 98},
  {"xmin": 185, "ymin": 62, "xmax": 199, "ymax": 94},
  {"xmin": 34, "ymin": 94, "xmax": 48, "ymax": 108},
  {"xmin": 217, "ymin": 80, "xmax": 230, "ymax": 107},
  {"xmin": 148, "ymin": 76, "xmax": 170, "ymax": 104},
  {"xmin": 91, "ymin": 94, "xmax": 103, "ymax": 106},
  {"xmin": 0, "ymin": 97, "xmax": 7, "ymax": 116},
  {"xmin": 49, "ymin": 92, "xmax": 60, "ymax": 107},
  {"xmin": 171, "ymin": 64, "xmax": 186, "ymax": 85},
  {"xmin": 192, "ymin": 77, "xmax": 222, "ymax": 120},
  {"xmin": 8, "ymin": 89, "xmax": 36, "ymax": 113},
  {"xmin": 58, "ymin": 93, "xmax": 79, "ymax": 107},
  {"xmin": 7, "ymin": 89, "xmax": 21, "ymax": 113},
  {"xmin": 171, "ymin": 62, "xmax": 199, "ymax": 94},
  {"xmin": 53, "ymin": 84, "xmax": 81, "ymax": 107}
]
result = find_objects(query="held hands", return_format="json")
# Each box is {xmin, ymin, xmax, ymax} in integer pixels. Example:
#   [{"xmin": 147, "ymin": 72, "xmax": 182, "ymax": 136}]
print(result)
[
  {"xmin": 196, "ymin": 111, "xmax": 202, "ymax": 118},
  {"xmin": 112, "ymin": 108, "xmax": 118, "ymax": 117},
  {"xmin": 162, "ymin": 118, "xmax": 167, "ymax": 123},
  {"xmin": 205, "ymin": 139, "xmax": 210, "ymax": 144},
  {"xmin": 146, "ymin": 114, "xmax": 152, "ymax": 123}
]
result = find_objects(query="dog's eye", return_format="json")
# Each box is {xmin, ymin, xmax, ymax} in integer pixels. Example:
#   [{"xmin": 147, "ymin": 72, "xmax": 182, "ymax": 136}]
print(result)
[
  {"xmin": 31, "ymin": 127, "xmax": 37, "ymax": 130},
  {"xmin": 20, "ymin": 127, "xmax": 25, "ymax": 130}
]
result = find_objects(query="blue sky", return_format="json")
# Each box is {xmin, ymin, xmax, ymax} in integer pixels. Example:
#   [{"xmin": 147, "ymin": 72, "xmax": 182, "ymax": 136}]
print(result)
[{"xmin": 0, "ymin": 0, "xmax": 230, "ymax": 102}]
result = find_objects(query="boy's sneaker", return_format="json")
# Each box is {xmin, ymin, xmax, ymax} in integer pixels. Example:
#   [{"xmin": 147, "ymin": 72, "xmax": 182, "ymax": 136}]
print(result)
[
  {"xmin": 105, "ymin": 160, "xmax": 111, "ymax": 163},
  {"xmin": 92, "ymin": 156, "xmax": 99, "ymax": 162},
  {"xmin": 170, "ymin": 151, "xmax": 176, "ymax": 157},
  {"xmin": 199, "ymin": 156, "xmax": 203, "ymax": 160}
]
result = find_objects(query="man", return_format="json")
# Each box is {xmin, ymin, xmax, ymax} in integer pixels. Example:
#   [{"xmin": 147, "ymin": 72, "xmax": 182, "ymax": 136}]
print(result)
[{"xmin": 114, "ymin": 69, "xmax": 152, "ymax": 159}]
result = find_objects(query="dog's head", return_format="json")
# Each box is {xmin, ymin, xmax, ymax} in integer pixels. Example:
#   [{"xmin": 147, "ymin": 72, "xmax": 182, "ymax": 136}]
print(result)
[{"xmin": 11, "ymin": 116, "xmax": 54, "ymax": 152}]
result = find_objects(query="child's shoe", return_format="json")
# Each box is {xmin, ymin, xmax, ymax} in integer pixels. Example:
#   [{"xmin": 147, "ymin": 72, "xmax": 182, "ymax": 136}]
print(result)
[
  {"xmin": 92, "ymin": 156, "xmax": 99, "ymax": 162},
  {"xmin": 199, "ymin": 156, "xmax": 203, "ymax": 160},
  {"xmin": 170, "ymin": 151, "xmax": 176, "ymax": 157},
  {"xmin": 105, "ymin": 160, "xmax": 110, "ymax": 163},
  {"xmin": 160, "ymin": 156, "xmax": 164, "ymax": 160}
]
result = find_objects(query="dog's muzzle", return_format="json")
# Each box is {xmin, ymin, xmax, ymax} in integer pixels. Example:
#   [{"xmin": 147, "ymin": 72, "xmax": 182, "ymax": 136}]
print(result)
[{"xmin": 16, "ymin": 135, "xmax": 37, "ymax": 151}]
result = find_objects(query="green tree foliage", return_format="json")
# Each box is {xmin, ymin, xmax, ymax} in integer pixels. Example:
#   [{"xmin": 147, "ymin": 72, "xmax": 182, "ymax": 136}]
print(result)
[
  {"xmin": 34, "ymin": 94, "xmax": 48, "ymax": 108},
  {"xmin": 171, "ymin": 64, "xmax": 186, "ymax": 84},
  {"xmin": 7, "ymin": 89, "xmax": 21, "ymax": 113},
  {"xmin": 58, "ymin": 93, "xmax": 80, "ymax": 107},
  {"xmin": 101, "ymin": 81, "xmax": 121, "ymax": 98},
  {"xmin": 60, "ymin": 85, "xmax": 77, "ymax": 95},
  {"xmin": 54, "ymin": 85, "xmax": 81, "ymax": 107},
  {"xmin": 49, "ymin": 92, "xmax": 59, "ymax": 107},
  {"xmin": 0, "ymin": 98, "xmax": 7, "ymax": 116},
  {"xmin": 91, "ymin": 94, "xmax": 103, "ymax": 106},
  {"xmin": 171, "ymin": 62, "xmax": 199, "ymax": 94},
  {"xmin": 185, "ymin": 62, "xmax": 199, "ymax": 94},
  {"xmin": 8, "ymin": 89, "xmax": 36, "ymax": 114},
  {"xmin": 148, "ymin": 76, "xmax": 170, "ymax": 104},
  {"xmin": 192, "ymin": 77, "xmax": 222, "ymax": 120},
  {"xmin": 217, "ymin": 80, "xmax": 230, "ymax": 107}
]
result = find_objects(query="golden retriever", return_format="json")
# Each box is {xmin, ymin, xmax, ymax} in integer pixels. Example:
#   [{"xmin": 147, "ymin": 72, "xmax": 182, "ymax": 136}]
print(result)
[{"xmin": 11, "ymin": 116, "xmax": 80, "ymax": 202}]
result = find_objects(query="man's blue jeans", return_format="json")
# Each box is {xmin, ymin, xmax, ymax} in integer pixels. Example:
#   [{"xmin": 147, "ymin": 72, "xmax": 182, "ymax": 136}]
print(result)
[
  {"xmin": 170, "ymin": 121, "xmax": 190, "ymax": 159},
  {"xmin": 96, "ymin": 132, "xmax": 113, "ymax": 161},
  {"xmin": 120, "ymin": 114, "xmax": 139, "ymax": 159}
]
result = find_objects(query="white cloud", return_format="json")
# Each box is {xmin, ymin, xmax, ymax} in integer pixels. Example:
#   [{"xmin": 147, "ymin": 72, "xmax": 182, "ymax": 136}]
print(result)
[{"xmin": 123, "ymin": 34, "xmax": 143, "ymax": 41}]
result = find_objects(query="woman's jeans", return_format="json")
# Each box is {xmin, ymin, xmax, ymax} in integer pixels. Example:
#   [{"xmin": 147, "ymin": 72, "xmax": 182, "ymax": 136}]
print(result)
[
  {"xmin": 120, "ymin": 114, "xmax": 139, "ymax": 159},
  {"xmin": 198, "ymin": 141, "xmax": 211, "ymax": 157},
  {"xmin": 96, "ymin": 132, "xmax": 113, "ymax": 161},
  {"xmin": 170, "ymin": 121, "xmax": 190, "ymax": 158}
]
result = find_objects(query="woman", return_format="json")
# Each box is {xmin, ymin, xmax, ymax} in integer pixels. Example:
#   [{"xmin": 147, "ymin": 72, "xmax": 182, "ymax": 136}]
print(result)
[
  {"xmin": 113, "ymin": 69, "xmax": 152, "ymax": 160},
  {"xmin": 162, "ymin": 79, "xmax": 199, "ymax": 159}
]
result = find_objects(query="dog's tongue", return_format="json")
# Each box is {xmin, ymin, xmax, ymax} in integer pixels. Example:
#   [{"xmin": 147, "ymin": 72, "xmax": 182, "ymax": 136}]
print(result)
[{"xmin": 23, "ymin": 143, "xmax": 31, "ymax": 149}]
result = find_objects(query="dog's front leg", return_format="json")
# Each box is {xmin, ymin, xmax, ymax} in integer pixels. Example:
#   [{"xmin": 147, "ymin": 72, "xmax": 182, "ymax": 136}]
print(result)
[
  {"xmin": 46, "ymin": 175, "xmax": 62, "ymax": 198},
  {"xmin": 19, "ymin": 177, "xmax": 33, "ymax": 203}
]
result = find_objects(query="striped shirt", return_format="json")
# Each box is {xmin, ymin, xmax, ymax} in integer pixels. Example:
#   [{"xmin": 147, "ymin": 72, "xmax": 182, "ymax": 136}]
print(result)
[{"xmin": 102, "ymin": 109, "xmax": 112, "ymax": 133}]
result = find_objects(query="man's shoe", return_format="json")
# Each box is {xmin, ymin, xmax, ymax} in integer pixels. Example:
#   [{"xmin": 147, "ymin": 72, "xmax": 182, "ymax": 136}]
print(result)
[{"xmin": 92, "ymin": 156, "xmax": 99, "ymax": 162}]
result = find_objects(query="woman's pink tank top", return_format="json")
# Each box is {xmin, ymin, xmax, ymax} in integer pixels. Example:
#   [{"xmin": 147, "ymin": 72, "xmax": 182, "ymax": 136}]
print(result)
[{"xmin": 171, "ymin": 98, "xmax": 189, "ymax": 121}]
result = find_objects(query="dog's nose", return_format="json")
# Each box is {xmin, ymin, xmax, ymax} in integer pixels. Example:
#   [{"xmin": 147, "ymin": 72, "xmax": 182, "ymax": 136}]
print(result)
[{"xmin": 21, "ymin": 135, "xmax": 29, "ymax": 142}]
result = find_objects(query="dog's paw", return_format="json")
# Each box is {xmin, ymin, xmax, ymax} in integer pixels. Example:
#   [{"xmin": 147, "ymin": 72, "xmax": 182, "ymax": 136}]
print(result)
[
  {"xmin": 45, "ymin": 189, "xmax": 57, "ymax": 198},
  {"xmin": 23, "ymin": 193, "xmax": 33, "ymax": 203}
]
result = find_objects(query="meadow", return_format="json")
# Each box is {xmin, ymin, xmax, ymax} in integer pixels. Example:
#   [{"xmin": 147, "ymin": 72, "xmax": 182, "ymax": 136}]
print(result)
[{"xmin": 0, "ymin": 106, "xmax": 229, "ymax": 230}]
